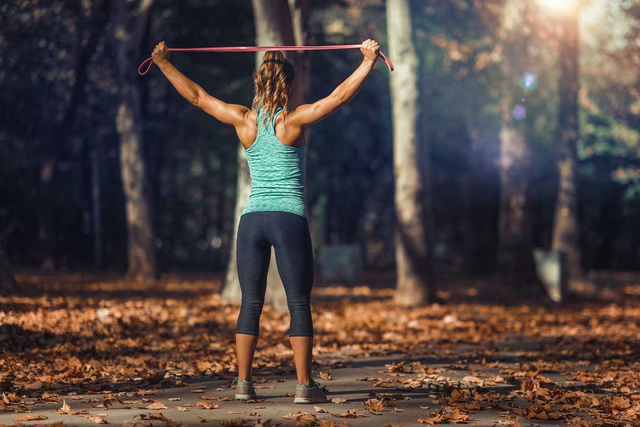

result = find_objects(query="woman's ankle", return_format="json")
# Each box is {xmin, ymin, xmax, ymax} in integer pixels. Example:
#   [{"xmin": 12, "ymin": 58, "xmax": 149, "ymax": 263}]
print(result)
[
  {"xmin": 297, "ymin": 378, "xmax": 313, "ymax": 387},
  {"xmin": 237, "ymin": 373, "xmax": 252, "ymax": 382}
]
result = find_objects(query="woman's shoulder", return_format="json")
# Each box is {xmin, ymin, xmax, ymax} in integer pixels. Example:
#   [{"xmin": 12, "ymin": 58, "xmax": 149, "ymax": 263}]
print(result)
[{"xmin": 246, "ymin": 109, "xmax": 259, "ymax": 122}]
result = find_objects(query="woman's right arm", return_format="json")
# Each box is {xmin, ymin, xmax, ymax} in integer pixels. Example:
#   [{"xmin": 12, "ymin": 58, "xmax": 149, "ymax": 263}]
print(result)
[{"xmin": 288, "ymin": 39, "xmax": 380, "ymax": 127}]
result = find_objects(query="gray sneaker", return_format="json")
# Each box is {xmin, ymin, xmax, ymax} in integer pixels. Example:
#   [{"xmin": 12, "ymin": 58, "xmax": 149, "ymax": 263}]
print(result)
[
  {"xmin": 232, "ymin": 377, "xmax": 257, "ymax": 401},
  {"xmin": 293, "ymin": 380, "xmax": 328, "ymax": 404}
]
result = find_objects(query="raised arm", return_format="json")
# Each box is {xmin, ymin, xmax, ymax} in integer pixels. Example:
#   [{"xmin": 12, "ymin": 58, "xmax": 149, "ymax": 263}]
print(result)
[
  {"xmin": 287, "ymin": 39, "xmax": 380, "ymax": 128},
  {"xmin": 152, "ymin": 41, "xmax": 248, "ymax": 126}
]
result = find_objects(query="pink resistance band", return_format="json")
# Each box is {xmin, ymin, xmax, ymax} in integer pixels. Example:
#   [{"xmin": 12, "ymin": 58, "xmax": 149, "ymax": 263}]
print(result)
[{"xmin": 138, "ymin": 44, "xmax": 394, "ymax": 76}]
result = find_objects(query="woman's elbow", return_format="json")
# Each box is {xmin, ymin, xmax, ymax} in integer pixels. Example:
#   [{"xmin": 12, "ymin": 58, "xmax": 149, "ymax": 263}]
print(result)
[
  {"xmin": 329, "ymin": 92, "xmax": 346, "ymax": 108},
  {"xmin": 191, "ymin": 86, "xmax": 208, "ymax": 107}
]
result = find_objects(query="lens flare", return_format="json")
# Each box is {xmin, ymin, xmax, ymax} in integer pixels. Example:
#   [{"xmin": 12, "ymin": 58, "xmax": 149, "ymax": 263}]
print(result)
[
  {"xmin": 536, "ymin": 0, "xmax": 578, "ymax": 12},
  {"xmin": 512, "ymin": 105, "xmax": 527, "ymax": 121},
  {"xmin": 519, "ymin": 73, "xmax": 538, "ymax": 92}
]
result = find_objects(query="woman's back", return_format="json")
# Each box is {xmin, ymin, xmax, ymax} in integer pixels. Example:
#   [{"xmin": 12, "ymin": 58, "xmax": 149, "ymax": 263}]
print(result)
[{"xmin": 241, "ymin": 107, "xmax": 307, "ymax": 219}]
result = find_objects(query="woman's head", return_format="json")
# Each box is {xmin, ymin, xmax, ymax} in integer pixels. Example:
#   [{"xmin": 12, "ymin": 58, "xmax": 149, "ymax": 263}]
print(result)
[{"xmin": 252, "ymin": 50, "xmax": 296, "ymax": 126}]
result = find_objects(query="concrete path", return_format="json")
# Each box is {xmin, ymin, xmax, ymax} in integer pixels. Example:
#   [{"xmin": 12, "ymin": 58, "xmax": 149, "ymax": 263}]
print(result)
[{"xmin": 0, "ymin": 351, "xmax": 577, "ymax": 427}]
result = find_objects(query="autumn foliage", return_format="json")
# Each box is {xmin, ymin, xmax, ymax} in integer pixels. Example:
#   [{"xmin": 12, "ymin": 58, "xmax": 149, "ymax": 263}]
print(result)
[{"xmin": 0, "ymin": 273, "xmax": 638, "ymax": 425}]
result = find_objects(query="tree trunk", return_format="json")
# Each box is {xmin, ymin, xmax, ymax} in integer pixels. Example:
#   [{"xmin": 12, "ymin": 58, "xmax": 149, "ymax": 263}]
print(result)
[
  {"xmin": 387, "ymin": 0, "xmax": 436, "ymax": 306},
  {"xmin": 38, "ymin": 0, "xmax": 108, "ymax": 271},
  {"xmin": 112, "ymin": 0, "xmax": 157, "ymax": 281},
  {"xmin": 552, "ymin": 5, "xmax": 583, "ymax": 283},
  {"xmin": 0, "ymin": 246, "xmax": 16, "ymax": 291},
  {"xmin": 496, "ymin": 0, "xmax": 538, "ymax": 290},
  {"xmin": 91, "ymin": 125, "xmax": 104, "ymax": 271},
  {"xmin": 288, "ymin": 0, "xmax": 322, "ymax": 268},
  {"xmin": 287, "ymin": 0, "xmax": 311, "ymax": 110},
  {"xmin": 223, "ymin": 0, "xmax": 309, "ymax": 310},
  {"xmin": 464, "ymin": 116, "xmax": 499, "ymax": 274},
  {"xmin": 287, "ymin": 0, "xmax": 312, "ymax": 175}
]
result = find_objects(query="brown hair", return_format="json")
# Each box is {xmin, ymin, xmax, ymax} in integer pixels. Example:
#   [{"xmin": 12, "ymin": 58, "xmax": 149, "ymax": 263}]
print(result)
[{"xmin": 252, "ymin": 50, "xmax": 296, "ymax": 128}]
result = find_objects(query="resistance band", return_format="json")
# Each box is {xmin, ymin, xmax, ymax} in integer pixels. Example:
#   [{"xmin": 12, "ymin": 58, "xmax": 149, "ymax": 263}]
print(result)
[{"xmin": 138, "ymin": 44, "xmax": 394, "ymax": 76}]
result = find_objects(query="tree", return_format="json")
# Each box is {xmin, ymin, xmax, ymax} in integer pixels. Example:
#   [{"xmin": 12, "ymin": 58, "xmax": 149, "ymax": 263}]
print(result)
[
  {"xmin": 0, "ymin": 246, "xmax": 16, "ymax": 291},
  {"xmin": 111, "ymin": 0, "xmax": 158, "ymax": 281},
  {"xmin": 223, "ymin": 0, "xmax": 310, "ymax": 309},
  {"xmin": 386, "ymin": 0, "xmax": 436, "ymax": 306},
  {"xmin": 37, "ymin": 0, "xmax": 108, "ymax": 271},
  {"xmin": 496, "ymin": 0, "xmax": 538, "ymax": 290},
  {"xmin": 287, "ymin": 0, "xmax": 312, "ymax": 112},
  {"xmin": 552, "ymin": 2, "xmax": 583, "ymax": 284}
]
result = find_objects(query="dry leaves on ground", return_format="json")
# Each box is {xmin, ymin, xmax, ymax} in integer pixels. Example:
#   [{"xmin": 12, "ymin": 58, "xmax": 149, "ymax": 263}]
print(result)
[{"xmin": 0, "ymin": 273, "xmax": 638, "ymax": 425}]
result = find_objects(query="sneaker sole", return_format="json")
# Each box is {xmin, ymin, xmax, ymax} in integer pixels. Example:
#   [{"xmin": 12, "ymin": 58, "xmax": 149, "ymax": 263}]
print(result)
[
  {"xmin": 293, "ymin": 397, "xmax": 328, "ymax": 404},
  {"xmin": 234, "ymin": 394, "xmax": 256, "ymax": 401}
]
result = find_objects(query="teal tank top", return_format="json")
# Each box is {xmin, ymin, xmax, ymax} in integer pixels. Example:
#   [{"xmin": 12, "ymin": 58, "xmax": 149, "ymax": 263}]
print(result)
[{"xmin": 241, "ymin": 107, "xmax": 308, "ymax": 219}]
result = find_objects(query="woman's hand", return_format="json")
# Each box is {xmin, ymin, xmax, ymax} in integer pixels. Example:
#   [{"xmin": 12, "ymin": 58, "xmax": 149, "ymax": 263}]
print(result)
[
  {"xmin": 152, "ymin": 41, "xmax": 171, "ymax": 66},
  {"xmin": 360, "ymin": 39, "xmax": 380, "ymax": 63}
]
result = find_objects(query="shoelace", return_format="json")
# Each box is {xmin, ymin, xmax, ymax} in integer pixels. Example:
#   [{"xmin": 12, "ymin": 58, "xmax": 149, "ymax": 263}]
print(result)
[{"xmin": 138, "ymin": 44, "xmax": 395, "ymax": 76}]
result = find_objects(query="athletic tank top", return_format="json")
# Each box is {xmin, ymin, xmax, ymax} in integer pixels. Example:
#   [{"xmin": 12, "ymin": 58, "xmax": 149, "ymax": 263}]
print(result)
[{"xmin": 241, "ymin": 107, "xmax": 308, "ymax": 219}]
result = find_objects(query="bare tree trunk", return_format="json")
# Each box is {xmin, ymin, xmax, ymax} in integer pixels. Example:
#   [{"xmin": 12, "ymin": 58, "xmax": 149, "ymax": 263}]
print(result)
[
  {"xmin": 464, "ymin": 116, "xmax": 499, "ymax": 274},
  {"xmin": 38, "ymin": 0, "xmax": 108, "ymax": 271},
  {"xmin": 552, "ymin": 5, "xmax": 583, "ymax": 283},
  {"xmin": 91, "ymin": 125, "xmax": 104, "ymax": 271},
  {"xmin": 223, "ymin": 0, "xmax": 309, "ymax": 310},
  {"xmin": 387, "ymin": 0, "xmax": 436, "ymax": 306},
  {"xmin": 223, "ymin": 145, "xmax": 252, "ymax": 301},
  {"xmin": 496, "ymin": 0, "xmax": 537, "ymax": 291},
  {"xmin": 288, "ymin": 0, "xmax": 311, "ymax": 110},
  {"xmin": 0, "ymin": 246, "xmax": 16, "ymax": 291},
  {"xmin": 112, "ymin": 0, "xmax": 158, "ymax": 281},
  {"xmin": 288, "ymin": 0, "xmax": 312, "ymax": 176},
  {"xmin": 288, "ymin": 0, "xmax": 323, "ymax": 268}
]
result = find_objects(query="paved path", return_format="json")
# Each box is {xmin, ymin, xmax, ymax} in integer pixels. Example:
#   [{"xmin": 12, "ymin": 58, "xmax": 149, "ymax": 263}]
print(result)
[{"xmin": 0, "ymin": 349, "xmax": 578, "ymax": 427}]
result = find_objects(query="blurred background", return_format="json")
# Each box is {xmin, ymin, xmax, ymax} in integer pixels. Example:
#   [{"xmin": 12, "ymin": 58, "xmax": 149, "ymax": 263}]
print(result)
[{"xmin": 0, "ymin": 0, "xmax": 638, "ymax": 301}]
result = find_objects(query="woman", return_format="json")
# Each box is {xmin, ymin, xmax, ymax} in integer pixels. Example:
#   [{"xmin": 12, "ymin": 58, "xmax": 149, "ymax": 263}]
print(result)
[{"xmin": 151, "ymin": 38, "xmax": 380, "ymax": 404}]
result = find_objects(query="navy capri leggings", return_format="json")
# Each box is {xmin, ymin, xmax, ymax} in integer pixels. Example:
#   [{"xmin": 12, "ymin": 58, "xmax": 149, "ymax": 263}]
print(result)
[{"xmin": 235, "ymin": 211, "xmax": 315, "ymax": 337}]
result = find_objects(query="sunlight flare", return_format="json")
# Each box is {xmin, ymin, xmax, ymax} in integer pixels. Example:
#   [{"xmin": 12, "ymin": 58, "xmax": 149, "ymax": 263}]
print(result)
[{"xmin": 537, "ymin": 0, "xmax": 578, "ymax": 13}]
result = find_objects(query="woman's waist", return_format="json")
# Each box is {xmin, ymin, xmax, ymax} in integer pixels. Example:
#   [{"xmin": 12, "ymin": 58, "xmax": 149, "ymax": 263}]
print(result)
[
  {"xmin": 244, "ymin": 194, "xmax": 308, "ymax": 215},
  {"xmin": 248, "ymin": 187, "xmax": 305, "ymax": 199}
]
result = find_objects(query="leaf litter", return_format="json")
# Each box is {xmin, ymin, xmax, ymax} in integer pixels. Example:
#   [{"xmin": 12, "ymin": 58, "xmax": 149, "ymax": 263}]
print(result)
[{"xmin": 0, "ymin": 273, "xmax": 638, "ymax": 425}]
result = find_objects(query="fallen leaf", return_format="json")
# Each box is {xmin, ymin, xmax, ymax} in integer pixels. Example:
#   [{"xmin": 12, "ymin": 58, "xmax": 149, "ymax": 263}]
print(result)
[
  {"xmin": 145, "ymin": 401, "xmax": 167, "ymax": 410},
  {"xmin": 220, "ymin": 417, "xmax": 249, "ymax": 426},
  {"xmin": 56, "ymin": 399, "xmax": 88, "ymax": 415},
  {"xmin": 195, "ymin": 401, "xmax": 219, "ymax": 410},
  {"xmin": 82, "ymin": 415, "xmax": 108, "ymax": 424},
  {"xmin": 331, "ymin": 408, "xmax": 365, "ymax": 418},
  {"xmin": 318, "ymin": 370, "xmax": 333, "ymax": 381},
  {"xmin": 282, "ymin": 411, "xmax": 317, "ymax": 425}
]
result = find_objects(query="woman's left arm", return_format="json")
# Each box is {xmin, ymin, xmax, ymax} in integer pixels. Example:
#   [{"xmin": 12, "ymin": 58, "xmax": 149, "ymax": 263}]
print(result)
[{"xmin": 152, "ymin": 42, "xmax": 248, "ymax": 126}]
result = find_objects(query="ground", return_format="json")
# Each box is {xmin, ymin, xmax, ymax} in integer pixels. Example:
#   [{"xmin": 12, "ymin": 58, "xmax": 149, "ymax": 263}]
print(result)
[{"xmin": 0, "ymin": 271, "xmax": 638, "ymax": 426}]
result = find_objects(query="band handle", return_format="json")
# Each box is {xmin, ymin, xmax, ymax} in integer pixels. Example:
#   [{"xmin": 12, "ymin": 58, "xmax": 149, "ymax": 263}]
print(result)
[
  {"xmin": 377, "ymin": 51, "xmax": 395, "ymax": 72},
  {"xmin": 138, "ymin": 56, "xmax": 155, "ymax": 76}
]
